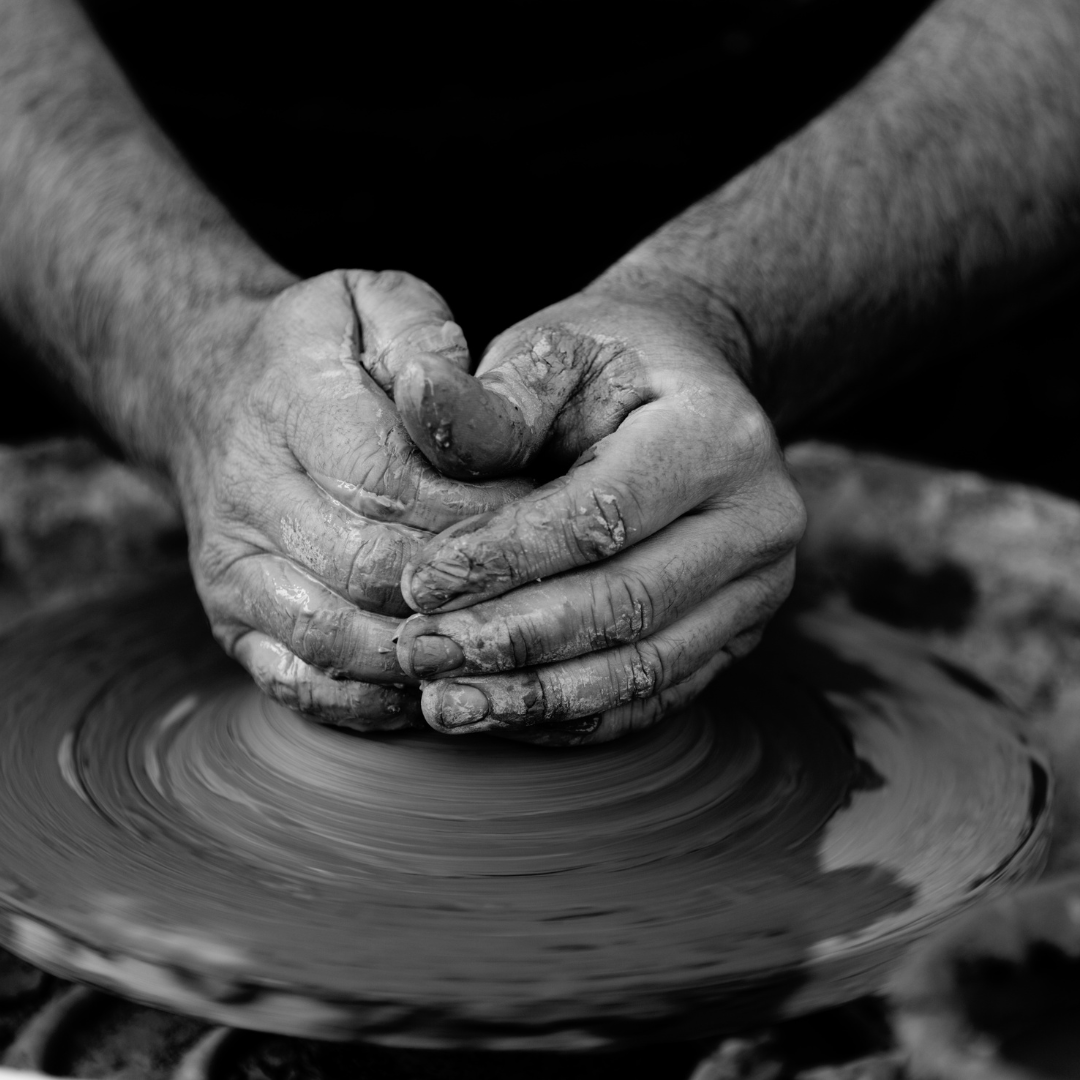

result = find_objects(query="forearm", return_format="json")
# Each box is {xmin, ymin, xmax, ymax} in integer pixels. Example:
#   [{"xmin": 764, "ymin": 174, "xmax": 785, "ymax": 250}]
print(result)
[
  {"xmin": 594, "ymin": 0, "xmax": 1080, "ymax": 433},
  {"xmin": 0, "ymin": 0, "xmax": 294, "ymax": 469}
]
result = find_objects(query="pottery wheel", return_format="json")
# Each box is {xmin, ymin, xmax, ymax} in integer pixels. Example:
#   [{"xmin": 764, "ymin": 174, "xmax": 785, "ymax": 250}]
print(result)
[{"xmin": 0, "ymin": 577, "xmax": 1050, "ymax": 1049}]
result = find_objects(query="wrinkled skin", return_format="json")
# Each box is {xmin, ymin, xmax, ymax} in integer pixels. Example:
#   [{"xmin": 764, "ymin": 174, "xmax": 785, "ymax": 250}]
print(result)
[
  {"xmin": 391, "ymin": 291, "xmax": 807, "ymax": 745},
  {"xmin": 171, "ymin": 269, "xmax": 529, "ymax": 729}
]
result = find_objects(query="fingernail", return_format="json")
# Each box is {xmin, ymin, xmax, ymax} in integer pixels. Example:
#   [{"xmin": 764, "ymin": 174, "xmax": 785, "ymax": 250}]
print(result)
[
  {"xmin": 437, "ymin": 684, "xmax": 489, "ymax": 728},
  {"xmin": 410, "ymin": 635, "xmax": 465, "ymax": 677},
  {"xmin": 406, "ymin": 566, "xmax": 464, "ymax": 612}
]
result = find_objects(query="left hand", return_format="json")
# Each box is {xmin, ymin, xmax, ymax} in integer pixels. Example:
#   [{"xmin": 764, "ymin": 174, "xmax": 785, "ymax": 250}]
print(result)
[
  {"xmin": 166, "ymin": 269, "xmax": 530, "ymax": 730},
  {"xmin": 391, "ymin": 290, "xmax": 807, "ymax": 745}
]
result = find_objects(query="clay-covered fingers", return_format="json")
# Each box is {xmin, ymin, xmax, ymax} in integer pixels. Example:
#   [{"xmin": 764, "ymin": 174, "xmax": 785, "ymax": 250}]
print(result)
[
  {"xmin": 251, "ymin": 460, "xmax": 534, "ymax": 619},
  {"xmin": 232, "ymin": 269, "xmax": 513, "ymax": 539},
  {"xmin": 397, "ymin": 510, "xmax": 787, "ymax": 678},
  {"xmin": 392, "ymin": 325, "xmax": 624, "ymax": 478},
  {"xmin": 260, "ymin": 471, "xmax": 432, "ymax": 616},
  {"xmin": 400, "ymin": 394, "xmax": 795, "ymax": 614},
  {"xmin": 200, "ymin": 552, "xmax": 416, "ymax": 728},
  {"xmin": 211, "ymin": 554, "xmax": 406, "ymax": 681},
  {"xmin": 234, "ymin": 632, "xmax": 419, "ymax": 731},
  {"xmin": 503, "ymin": 652, "xmax": 733, "ymax": 748},
  {"xmin": 410, "ymin": 554, "xmax": 793, "ymax": 737},
  {"xmin": 178, "ymin": 269, "xmax": 538, "ymax": 729},
  {"xmin": 384, "ymin": 292, "xmax": 805, "ymax": 744},
  {"xmin": 283, "ymin": 273, "xmax": 531, "ymax": 536},
  {"xmin": 346, "ymin": 269, "xmax": 470, "ymax": 393}
]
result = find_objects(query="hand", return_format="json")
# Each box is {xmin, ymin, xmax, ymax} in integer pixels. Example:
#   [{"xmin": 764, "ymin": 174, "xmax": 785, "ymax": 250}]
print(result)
[
  {"xmin": 392, "ymin": 290, "xmax": 806, "ymax": 745},
  {"xmin": 170, "ymin": 270, "xmax": 529, "ymax": 730}
]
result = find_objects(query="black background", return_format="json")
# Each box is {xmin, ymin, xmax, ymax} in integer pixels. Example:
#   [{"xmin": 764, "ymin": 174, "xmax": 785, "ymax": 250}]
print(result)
[{"xmin": 4, "ymin": 2, "xmax": 1078, "ymax": 499}]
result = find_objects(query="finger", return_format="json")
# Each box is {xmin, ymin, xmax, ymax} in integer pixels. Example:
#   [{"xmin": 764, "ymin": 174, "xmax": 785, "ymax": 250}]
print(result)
[
  {"xmin": 402, "ymin": 398, "xmax": 791, "ymax": 613},
  {"xmin": 234, "ymin": 631, "xmax": 421, "ymax": 731},
  {"xmin": 346, "ymin": 269, "xmax": 470, "ymax": 394},
  {"xmin": 208, "ymin": 553, "xmax": 410, "ymax": 684},
  {"xmin": 267, "ymin": 471, "xmax": 432, "ymax": 615},
  {"xmin": 294, "ymin": 349, "xmax": 534, "ymax": 535},
  {"xmin": 396, "ymin": 511, "xmax": 788, "ymax": 678},
  {"xmin": 392, "ymin": 324, "xmax": 612, "ymax": 478},
  {"xmin": 501, "ymin": 651, "xmax": 732, "ymax": 748},
  {"xmin": 304, "ymin": 440, "xmax": 535, "ymax": 535},
  {"xmin": 281, "ymin": 273, "xmax": 532, "ymax": 533},
  {"xmin": 418, "ymin": 560, "xmax": 790, "ymax": 734}
]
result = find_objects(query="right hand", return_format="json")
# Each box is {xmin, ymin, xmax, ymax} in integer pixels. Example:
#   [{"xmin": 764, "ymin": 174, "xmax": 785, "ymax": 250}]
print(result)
[
  {"xmin": 390, "ymin": 290, "xmax": 805, "ymax": 745},
  {"xmin": 168, "ymin": 270, "xmax": 530, "ymax": 730}
]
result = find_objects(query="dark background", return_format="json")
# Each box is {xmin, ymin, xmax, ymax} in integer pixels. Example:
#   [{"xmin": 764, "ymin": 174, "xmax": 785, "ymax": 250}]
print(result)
[{"xmin": 4, "ymin": 1, "xmax": 1078, "ymax": 498}]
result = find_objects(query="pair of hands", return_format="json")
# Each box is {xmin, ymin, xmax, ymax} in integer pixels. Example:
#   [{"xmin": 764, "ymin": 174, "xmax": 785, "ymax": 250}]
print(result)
[{"xmin": 171, "ymin": 269, "xmax": 805, "ymax": 746}]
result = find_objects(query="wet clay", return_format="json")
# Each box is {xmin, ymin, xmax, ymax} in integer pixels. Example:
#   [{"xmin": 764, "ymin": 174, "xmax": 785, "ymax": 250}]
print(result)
[{"xmin": 0, "ymin": 578, "xmax": 1050, "ymax": 1049}]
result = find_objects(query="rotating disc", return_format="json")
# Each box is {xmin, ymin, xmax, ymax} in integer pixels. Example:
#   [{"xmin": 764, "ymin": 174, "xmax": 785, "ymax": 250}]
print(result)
[{"xmin": 0, "ymin": 578, "xmax": 1050, "ymax": 1048}]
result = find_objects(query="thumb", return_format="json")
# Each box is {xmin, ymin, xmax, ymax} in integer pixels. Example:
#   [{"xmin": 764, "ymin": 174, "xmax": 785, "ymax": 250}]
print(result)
[
  {"xmin": 393, "ymin": 325, "xmax": 588, "ymax": 480},
  {"xmin": 346, "ymin": 269, "xmax": 471, "ymax": 395}
]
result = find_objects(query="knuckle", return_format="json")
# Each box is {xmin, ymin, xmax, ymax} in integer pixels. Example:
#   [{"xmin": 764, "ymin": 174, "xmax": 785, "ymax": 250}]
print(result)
[
  {"xmin": 588, "ymin": 572, "xmax": 657, "ymax": 648},
  {"xmin": 529, "ymin": 671, "xmax": 555, "ymax": 722},
  {"xmin": 565, "ymin": 483, "xmax": 635, "ymax": 562},
  {"xmin": 616, "ymin": 572, "xmax": 659, "ymax": 638},
  {"xmin": 614, "ymin": 641, "xmax": 662, "ymax": 701},
  {"xmin": 704, "ymin": 401, "xmax": 779, "ymax": 484},
  {"xmin": 755, "ymin": 489, "xmax": 807, "ymax": 563},
  {"xmin": 456, "ymin": 614, "xmax": 531, "ymax": 671},
  {"xmin": 733, "ymin": 473, "xmax": 807, "ymax": 566},
  {"xmin": 287, "ymin": 603, "xmax": 317, "ymax": 663},
  {"xmin": 609, "ymin": 655, "xmax": 726, "ymax": 735},
  {"xmin": 289, "ymin": 604, "xmax": 351, "ymax": 674},
  {"xmin": 501, "ymin": 617, "xmax": 536, "ymax": 669},
  {"xmin": 732, "ymin": 403, "xmax": 778, "ymax": 461},
  {"xmin": 490, "ymin": 670, "xmax": 549, "ymax": 724}
]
